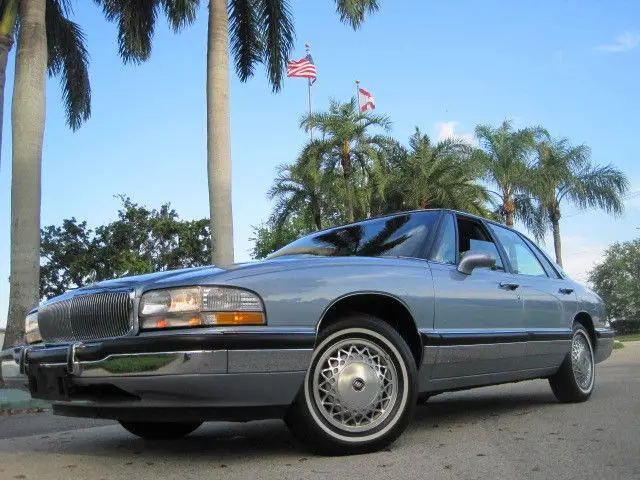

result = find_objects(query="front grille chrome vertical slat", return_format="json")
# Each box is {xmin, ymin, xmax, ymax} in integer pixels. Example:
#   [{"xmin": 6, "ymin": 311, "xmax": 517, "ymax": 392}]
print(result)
[{"xmin": 38, "ymin": 291, "xmax": 133, "ymax": 343}]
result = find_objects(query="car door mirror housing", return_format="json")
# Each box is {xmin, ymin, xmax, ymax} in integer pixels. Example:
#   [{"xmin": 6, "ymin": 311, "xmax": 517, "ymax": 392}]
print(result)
[{"xmin": 457, "ymin": 251, "xmax": 497, "ymax": 275}]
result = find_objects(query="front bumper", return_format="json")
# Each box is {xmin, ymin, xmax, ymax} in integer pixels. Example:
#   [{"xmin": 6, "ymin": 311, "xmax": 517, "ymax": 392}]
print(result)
[
  {"xmin": 1, "ymin": 329, "xmax": 314, "ymax": 420},
  {"xmin": 594, "ymin": 328, "xmax": 614, "ymax": 364}
]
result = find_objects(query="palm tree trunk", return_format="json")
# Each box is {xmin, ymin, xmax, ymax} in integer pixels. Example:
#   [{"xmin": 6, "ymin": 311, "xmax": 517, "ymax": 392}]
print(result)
[
  {"xmin": 0, "ymin": 0, "xmax": 18, "ymax": 171},
  {"xmin": 206, "ymin": 0, "xmax": 234, "ymax": 266},
  {"xmin": 311, "ymin": 198, "xmax": 322, "ymax": 230},
  {"xmin": 503, "ymin": 194, "xmax": 515, "ymax": 227},
  {"xmin": 4, "ymin": 0, "xmax": 47, "ymax": 349},
  {"xmin": 341, "ymin": 143, "xmax": 355, "ymax": 222},
  {"xmin": 551, "ymin": 208, "xmax": 563, "ymax": 266}
]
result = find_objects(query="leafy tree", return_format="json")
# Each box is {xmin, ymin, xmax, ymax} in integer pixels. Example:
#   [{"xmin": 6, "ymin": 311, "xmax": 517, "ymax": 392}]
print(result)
[
  {"xmin": 528, "ymin": 138, "xmax": 628, "ymax": 266},
  {"xmin": 384, "ymin": 128, "xmax": 490, "ymax": 215},
  {"xmin": 588, "ymin": 238, "xmax": 640, "ymax": 334},
  {"xmin": 268, "ymin": 143, "xmax": 343, "ymax": 231},
  {"xmin": 474, "ymin": 120, "xmax": 547, "ymax": 227},
  {"xmin": 300, "ymin": 98, "xmax": 391, "ymax": 222},
  {"xmin": 250, "ymin": 216, "xmax": 309, "ymax": 259},
  {"xmin": 5, "ymin": 1, "xmax": 198, "ymax": 349},
  {"xmin": 40, "ymin": 197, "xmax": 210, "ymax": 298}
]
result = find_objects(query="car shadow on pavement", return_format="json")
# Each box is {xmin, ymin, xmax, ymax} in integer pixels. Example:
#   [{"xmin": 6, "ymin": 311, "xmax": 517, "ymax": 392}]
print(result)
[
  {"xmin": 413, "ymin": 388, "xmax": 559, "ymax": 426},
  {"xmin": 0, "ymin": 386, "xmax": 562, "ymax": 462}
]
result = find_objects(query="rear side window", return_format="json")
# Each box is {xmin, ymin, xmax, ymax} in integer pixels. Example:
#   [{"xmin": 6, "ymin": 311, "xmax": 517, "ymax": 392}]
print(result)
[
  {"xmin": 522, "ymin": 236, "xmax": 562, "ymax": 279},
  {"xmin": 269, "ymin": 212, "xmax": 438, "ymax": 259},
  {"xmin": 488, "ymin": 223, "xmax": 548, "ymax": 277}
]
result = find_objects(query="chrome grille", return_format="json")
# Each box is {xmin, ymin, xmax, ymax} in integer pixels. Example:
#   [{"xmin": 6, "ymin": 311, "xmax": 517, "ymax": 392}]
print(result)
[{"xmin": 38, "ymin": 292, "xmax": 133, "ymax": 343}]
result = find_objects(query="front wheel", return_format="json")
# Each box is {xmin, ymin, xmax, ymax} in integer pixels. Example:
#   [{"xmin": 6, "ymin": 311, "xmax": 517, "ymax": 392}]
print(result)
[
  {"xmin": 285, "ymin": 315, "xmax": 418, "ymax": 455},
  {"xmin": 119, "ymin": 421, "xmax": 202, "ymax": 440},
  {"xmin": 549, "ymin": 323, "xmax": 595, "ymax": 403}
]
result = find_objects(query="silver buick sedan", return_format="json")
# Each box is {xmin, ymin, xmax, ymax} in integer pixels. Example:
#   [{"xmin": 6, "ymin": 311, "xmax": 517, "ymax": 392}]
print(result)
[{"xmin": 1, "ymin": 209, "xmax": 613, "ymax": 455}]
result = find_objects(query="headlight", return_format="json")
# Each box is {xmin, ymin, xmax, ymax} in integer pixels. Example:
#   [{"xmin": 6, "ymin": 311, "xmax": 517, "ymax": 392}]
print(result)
[
  {"xmin": 139, "ymin": 286, "xmax": 265, "ymax": 330},
  {"xmin": 25, "ymin": 312, "xmax": 42, "ymax": 344}
]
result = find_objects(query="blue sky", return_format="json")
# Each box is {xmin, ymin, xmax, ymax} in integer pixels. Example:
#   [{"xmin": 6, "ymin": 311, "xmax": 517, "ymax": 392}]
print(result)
[{"xmin": 1, "ymin": 0, "xmax": 639, "ymax": 327}]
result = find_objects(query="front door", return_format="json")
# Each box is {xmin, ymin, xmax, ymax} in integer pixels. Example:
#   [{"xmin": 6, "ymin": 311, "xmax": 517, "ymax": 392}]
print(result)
[{"xmin": 426, "ymin": 213, "xmax": 526, "ymax": 384}]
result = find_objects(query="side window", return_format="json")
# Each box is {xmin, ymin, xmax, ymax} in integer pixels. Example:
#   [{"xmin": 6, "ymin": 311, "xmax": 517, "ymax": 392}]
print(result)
[
  {"xmin": 522, "ymin": 237, "xmax": 562, "ymax": 279},
  {"xmin": 430, "ymin": 213, "xmax": 456, "ymax": 264},
  {"xmin": 488, "ymin": 224, "xmax": 547, "ymax": 277},
  {"xmin": 456, "ymin": 216, "xmax": 504, "ymax": 270}
]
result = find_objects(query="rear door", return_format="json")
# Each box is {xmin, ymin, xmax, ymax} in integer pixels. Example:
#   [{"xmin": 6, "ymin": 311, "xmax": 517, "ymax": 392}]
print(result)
[
  {"xmin": 426, "ymin": 213, "xmax": 526, "ymax": 383},
  {"xmin": 486, "ymin": 223, "xmax": 570, "ymax": 369}
]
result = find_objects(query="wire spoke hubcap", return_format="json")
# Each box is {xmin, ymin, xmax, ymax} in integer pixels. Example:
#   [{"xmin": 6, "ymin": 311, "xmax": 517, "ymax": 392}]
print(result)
[
  {"xmin": 571, "ymin": 332, "xmax": 593, "ymax": 392},
  {"xmin": 312, "ymin": 339, "xmax": 398, "ymax": 433}
]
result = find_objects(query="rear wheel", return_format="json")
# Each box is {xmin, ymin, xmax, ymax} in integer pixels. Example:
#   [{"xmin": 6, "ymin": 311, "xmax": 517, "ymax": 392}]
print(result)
[
  {"xmin": 285, "ymin": 315, "xmax": 418, "ymax": 455},
  {"xmin": 119, "ymin": 421, "xmax": 202, "ymax": 440},
  {"xmin": 549, "ymin": 323, "xmax": 595, "ymax": 403}
]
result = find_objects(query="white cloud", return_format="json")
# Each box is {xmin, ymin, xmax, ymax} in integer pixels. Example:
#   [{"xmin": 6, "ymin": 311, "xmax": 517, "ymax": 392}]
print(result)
[
  {"xmin": 596, "ymin": 32, "xmax": 640, "ymax": 53},
  {"xmin": 435, "ymin": 121, "xmax": 477, "ymax": 146}
]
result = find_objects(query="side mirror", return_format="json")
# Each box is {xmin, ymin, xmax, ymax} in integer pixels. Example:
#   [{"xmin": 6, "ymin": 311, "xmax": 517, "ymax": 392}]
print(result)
[{"xmin": 457, "ymin": 251, "xmax": 496, "ymax": 275}]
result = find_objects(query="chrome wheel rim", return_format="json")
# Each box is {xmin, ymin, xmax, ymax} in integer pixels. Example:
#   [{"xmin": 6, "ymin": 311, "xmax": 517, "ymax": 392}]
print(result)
[
  {"xmin": 571, "ymin": 331, "xmax": 594, "ymax": 392},
  {"xmin": 311, "ymin": 338, "xmax": 398, "ymax": 433}
]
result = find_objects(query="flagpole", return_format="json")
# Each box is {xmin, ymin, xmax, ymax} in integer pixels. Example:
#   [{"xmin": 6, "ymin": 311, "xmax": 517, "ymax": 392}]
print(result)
[
  {"xmin": 306, "ymin": 42, "xmax": 313, "ymax": 142},
  {"xmin": 355, "ymin": 79, "xmax": 361, "ymax": 111}
]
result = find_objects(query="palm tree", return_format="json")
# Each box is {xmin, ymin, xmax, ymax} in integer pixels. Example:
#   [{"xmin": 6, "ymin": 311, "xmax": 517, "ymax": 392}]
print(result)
[
  {"xmin": 393, "ymin": 128, "xmax": 490, "ymax": 215},
  {"xmin": 208, "ymin": 0, "xmax": 381, "ymax": 265},
  {"xmin": 0, "ymin": 0, "xmax": 91, "ymax": 170},
  {"xmin": 528, "ymin": 138, "xmax": 629, "ymax": 266},
  {"xmin": 5, "ymin": 0, "xmax": 48, "ymax": 350},
  {"xmin": 5, "ymin": 0, "xmax": 197, "ymax": 349},
  {"xmin": 300, "ymin": 98, "xmax": 391, "ymax": 222},
  {"xmin": 268, "ymin": 143, "xmax": 342, "ymax": 232},
  {"xmin": 474, "ymin": 120, "xmax": 547, "ymax": 227}
]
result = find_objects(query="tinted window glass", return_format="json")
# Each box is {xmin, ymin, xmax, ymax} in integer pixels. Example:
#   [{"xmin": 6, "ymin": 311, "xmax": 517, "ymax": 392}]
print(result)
[
  {"xmin": 456, "ymin": 217, "xmax": 504, "ymax": 269},
  {"xmin": 522, "ymin": 237, "xmax": 562, "ymax": 279},
  {"xmin": 488, "ymin": 224, "xmax": 547, "ymax": 277},
  {"xmin": 430, "ymin": 213, "xmax": 456, "ymax": 264},
  {"xmin": 269, "ymin": 212, "xmax": 437, "ymax": 259}
]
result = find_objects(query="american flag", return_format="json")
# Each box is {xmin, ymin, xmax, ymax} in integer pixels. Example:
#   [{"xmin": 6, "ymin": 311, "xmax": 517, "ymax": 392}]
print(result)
[{"xmin": 287, "ymin": 54, "xmax": 317, "ymax": 83}]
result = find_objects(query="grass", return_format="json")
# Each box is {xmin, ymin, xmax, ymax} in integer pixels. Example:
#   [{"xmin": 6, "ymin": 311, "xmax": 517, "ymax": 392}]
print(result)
[
  {"xmin": 613, "ymin": 341, "xmax": 625, "ymax": 350},
  {"xmin": 615, "ymin": 334, "xmax": 640, "ymax": 343}
]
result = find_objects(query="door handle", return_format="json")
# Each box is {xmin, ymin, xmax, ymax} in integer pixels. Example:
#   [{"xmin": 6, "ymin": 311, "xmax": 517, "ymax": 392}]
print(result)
[
  {"xmin": 499, "ymin": 282, "xmax": 520, "ymax": 290},
  {"xmin": 558, "ymin": 288, "xmax": 574, "ymax": 295}
]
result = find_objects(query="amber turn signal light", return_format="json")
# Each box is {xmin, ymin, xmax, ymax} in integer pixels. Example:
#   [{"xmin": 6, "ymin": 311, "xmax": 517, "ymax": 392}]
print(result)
[{"xmin": 211, "ymin": 312, "xmax": 266, "ymax": 325}]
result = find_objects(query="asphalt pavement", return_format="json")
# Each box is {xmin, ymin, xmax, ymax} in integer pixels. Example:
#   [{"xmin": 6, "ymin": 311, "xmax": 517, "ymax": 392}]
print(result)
[{"xmin": 0, "ymin": 343, "xmax": 638, "ymax": 480}]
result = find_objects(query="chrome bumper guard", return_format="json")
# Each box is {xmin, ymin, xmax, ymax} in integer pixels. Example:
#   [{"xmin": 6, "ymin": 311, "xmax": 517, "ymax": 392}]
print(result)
[{"xmin": 1, "ymin": 344, "xmax": 228, "ymax": 389}]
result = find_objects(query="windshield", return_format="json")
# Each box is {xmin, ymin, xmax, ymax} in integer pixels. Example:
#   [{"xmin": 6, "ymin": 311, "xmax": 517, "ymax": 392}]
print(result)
[{"xmin": 268, "ymin": 212, "xmax": 438, "ymax": 259}]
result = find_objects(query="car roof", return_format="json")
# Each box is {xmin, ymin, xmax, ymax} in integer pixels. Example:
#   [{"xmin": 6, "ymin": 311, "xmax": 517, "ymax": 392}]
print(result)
[{"xmin": 309, "ymin": 208, "xmax": 517, "ymax": 235}]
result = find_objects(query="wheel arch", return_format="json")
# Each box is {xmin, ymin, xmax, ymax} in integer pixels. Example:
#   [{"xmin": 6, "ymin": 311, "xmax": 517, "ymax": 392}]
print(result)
[
  {"xmin": 573, "ymin": 311, "xmax": 597, "ymax": 351},
  {"xmin": 316, "ymin": 292, "xmax": 423, "ymax": 367}
]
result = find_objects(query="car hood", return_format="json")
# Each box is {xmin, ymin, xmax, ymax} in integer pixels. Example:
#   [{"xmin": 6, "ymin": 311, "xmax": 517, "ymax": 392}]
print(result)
[{"xmin": 38, "ymin": 255, "xmax": 414, "ymax": 307}]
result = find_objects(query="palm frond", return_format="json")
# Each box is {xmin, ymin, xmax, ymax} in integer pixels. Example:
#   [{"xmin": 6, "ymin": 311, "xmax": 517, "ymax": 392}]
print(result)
[
  {"xmin": 257, "ymin": 0, "xmax": 294, "ymax": 92},
  {"xmin": 94, "ymin": 0, "xmax": 157, "ymax": 63},
  {"xmin": 228, "ymin": 0, "xmax": 261, "ymax": 81},
  {"xmin": 333, "ymin": 0, "xmax": 379, "ymax": 29},
  {"xmin": 565, "ymin": 164, "xmax": 629, "ymax": 215},
  {"xmin": 160, "ymin": 0, "xmax": 199, "ymax": 30},
  {"xmin": 46, "ymin": 0, "xmax": 91, "ymax": 130}
]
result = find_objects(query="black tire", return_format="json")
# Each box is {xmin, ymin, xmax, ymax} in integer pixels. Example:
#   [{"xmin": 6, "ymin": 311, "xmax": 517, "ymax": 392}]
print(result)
[
  {"xmin": 119, "ymin": 421, "xmax": 202, "ymax": 440},
  {"xmin": 549, "ymin": 323, "xmax": 595, "ymax": 403},
  {"xmin": 285, "ymin": 314, "xmax": 418, "ymax": 455}
]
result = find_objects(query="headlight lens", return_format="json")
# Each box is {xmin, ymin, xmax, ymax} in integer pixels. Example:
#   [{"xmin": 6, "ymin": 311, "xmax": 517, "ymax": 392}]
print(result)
[
  {"xmin": 139, "ymin": 286, "xmax": 265, "ymax": 330},
  {"xmin": 25, "ymin": 312, "xmax": 42, "ymax": 344}
]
